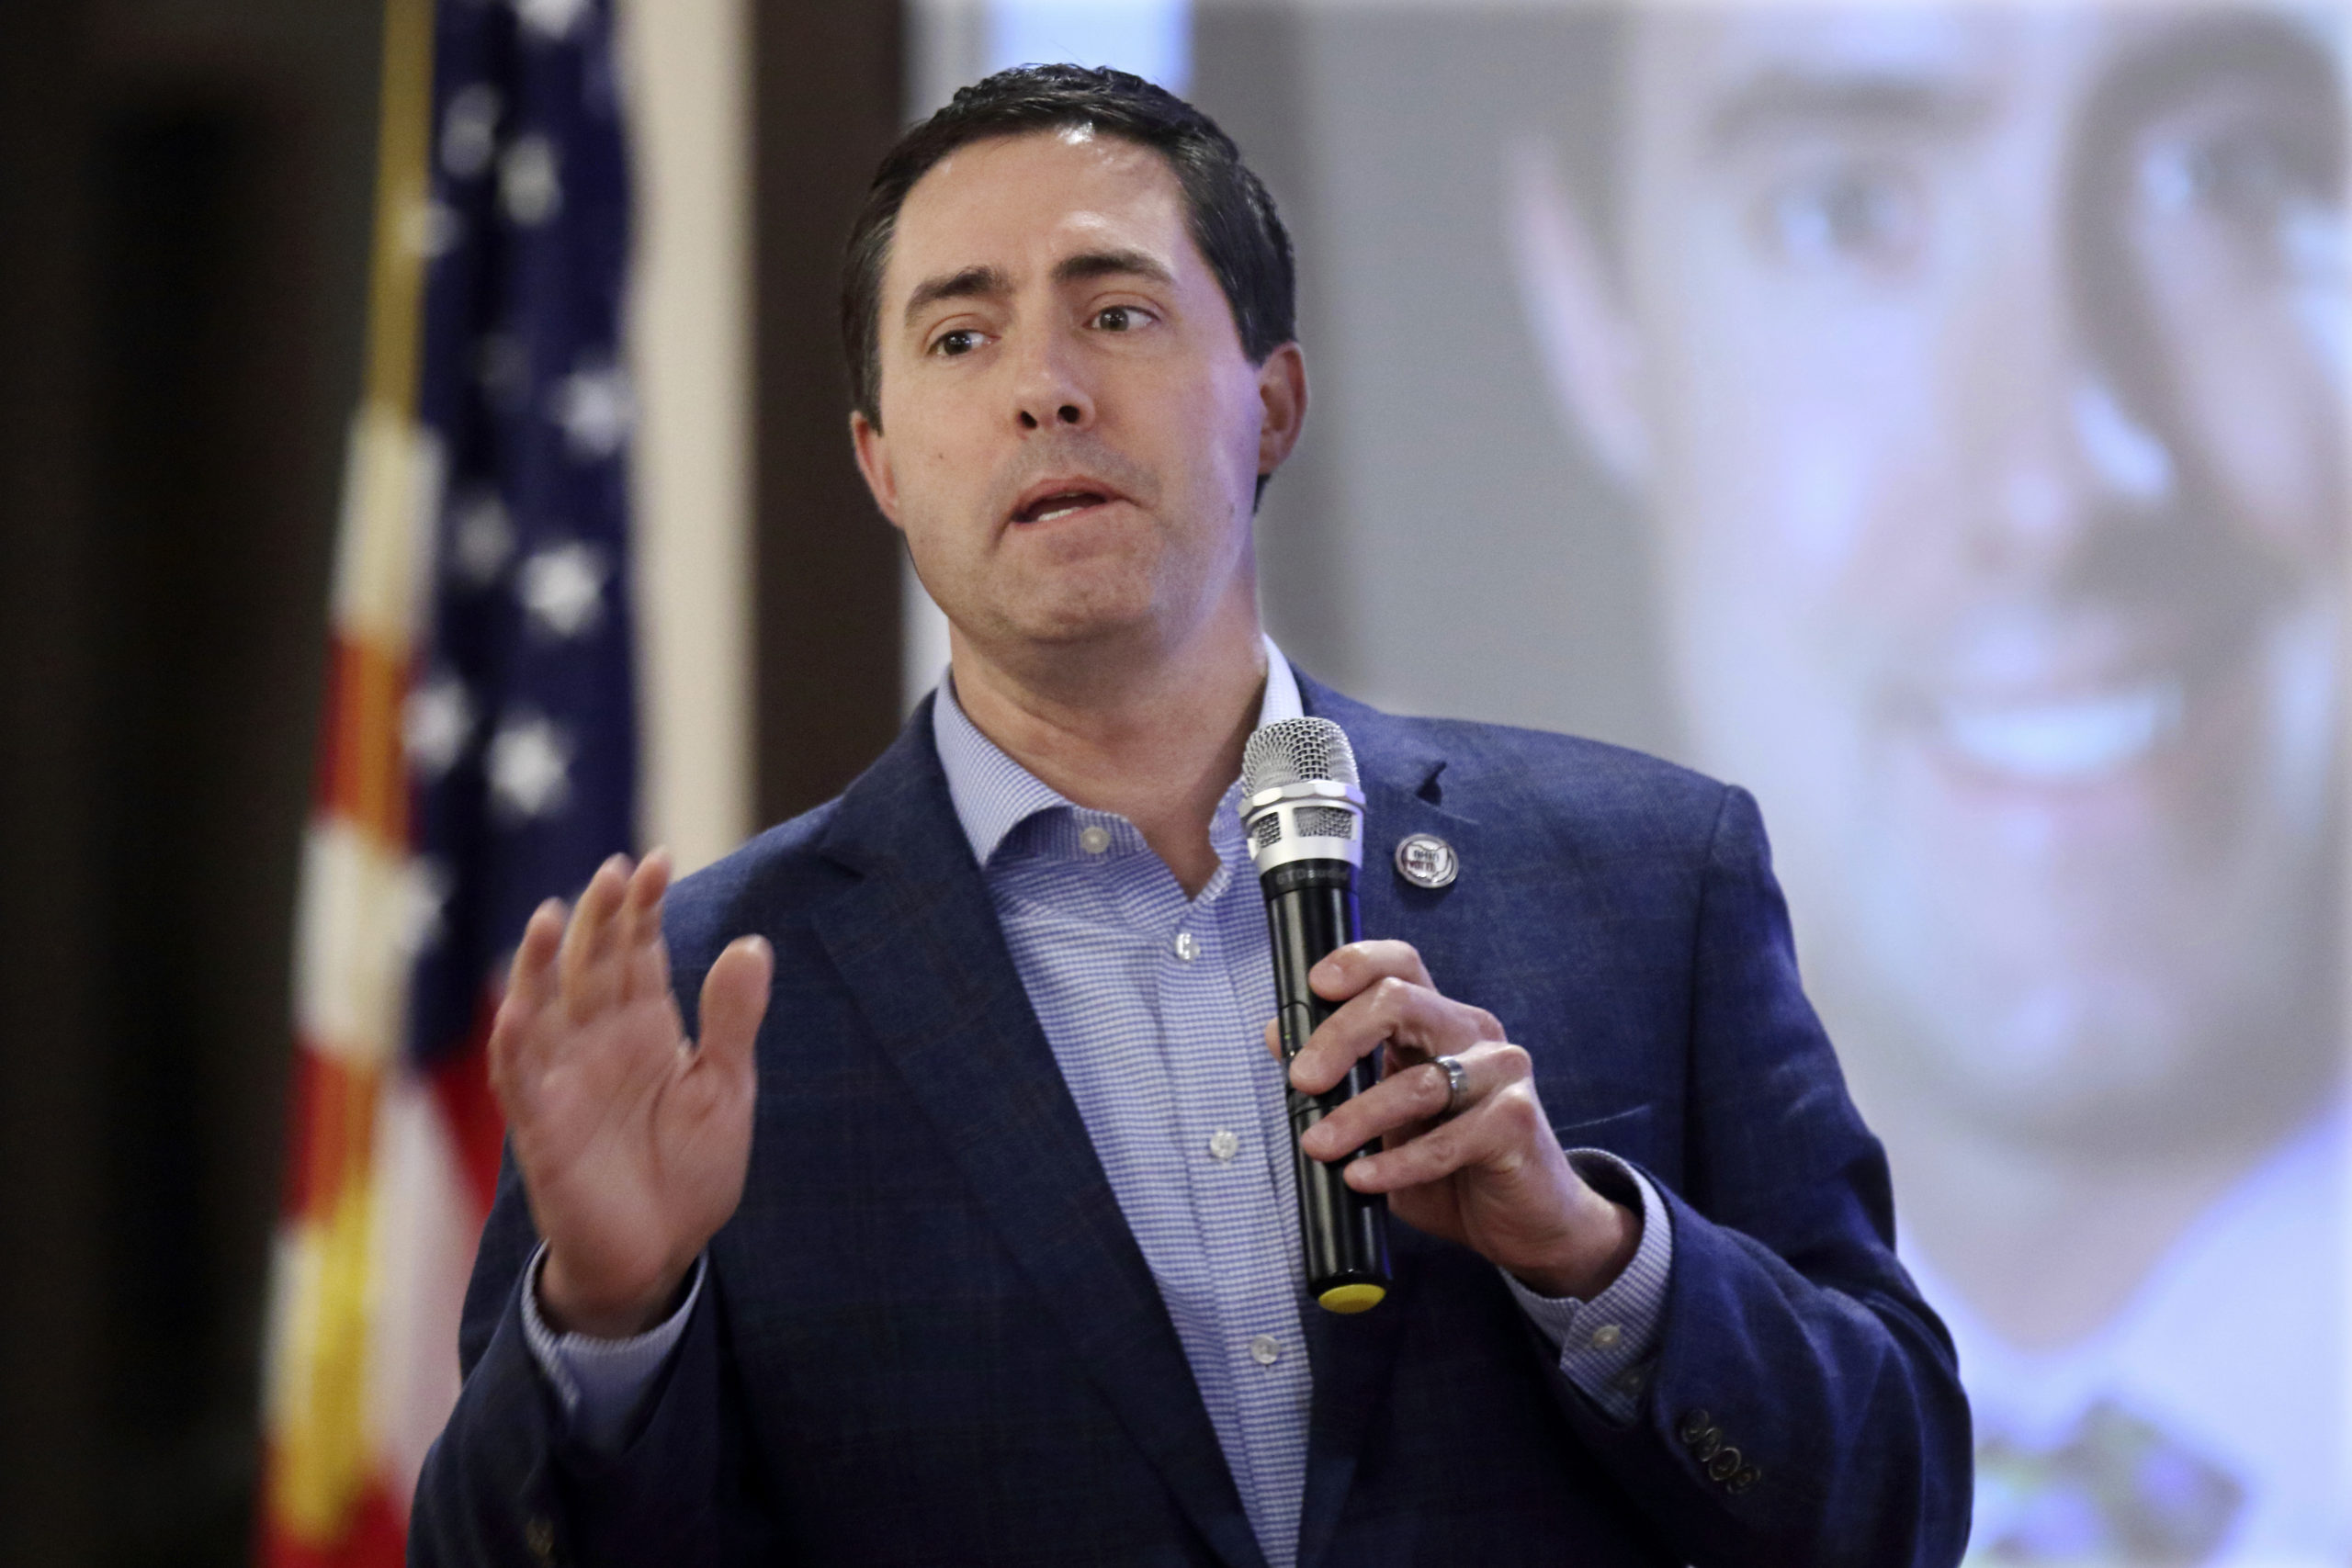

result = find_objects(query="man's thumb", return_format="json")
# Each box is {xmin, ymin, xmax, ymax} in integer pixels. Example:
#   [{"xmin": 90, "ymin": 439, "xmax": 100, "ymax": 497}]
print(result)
[{"xmin": 698, "ymin": 934, "xmax": 773, "ymax": 1069}]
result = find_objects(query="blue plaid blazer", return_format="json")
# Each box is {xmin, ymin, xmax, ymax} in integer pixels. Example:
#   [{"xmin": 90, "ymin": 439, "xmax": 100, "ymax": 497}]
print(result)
[{"xmin": 412, "ymin": 676, "xmax": 1972, "ymax": 1567}]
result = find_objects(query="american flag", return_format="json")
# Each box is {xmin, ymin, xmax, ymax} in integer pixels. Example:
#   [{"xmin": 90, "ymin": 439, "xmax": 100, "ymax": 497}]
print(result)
[{"xmin": 258, "ymin": 0, "xmax": 637, "ymax": 1560}]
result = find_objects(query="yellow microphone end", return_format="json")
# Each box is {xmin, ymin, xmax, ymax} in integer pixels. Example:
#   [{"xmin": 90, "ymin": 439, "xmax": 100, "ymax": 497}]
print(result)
[{"xmin": 1317, "ymin": 1282, "xmax": 1386, "ymax": 1315}]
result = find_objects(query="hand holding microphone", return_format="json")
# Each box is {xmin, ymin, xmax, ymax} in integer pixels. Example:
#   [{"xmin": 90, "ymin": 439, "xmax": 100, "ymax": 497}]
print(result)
[{"xmin": 1244, "ymin": 719, "xmax": 1642, "ymax": 1306}]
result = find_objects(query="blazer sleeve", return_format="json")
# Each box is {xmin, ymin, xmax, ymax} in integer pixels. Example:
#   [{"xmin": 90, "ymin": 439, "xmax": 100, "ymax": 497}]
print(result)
[
  {"xmin": 408, "ymin": 1155, "xmax": 777, "ymax": 1567},
  {"xmin": 1543, "ymin": 784, "xmax": 1973, "ymax": 1568}
]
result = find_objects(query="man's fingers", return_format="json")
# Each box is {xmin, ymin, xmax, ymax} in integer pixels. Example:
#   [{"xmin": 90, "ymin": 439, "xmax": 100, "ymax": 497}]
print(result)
[
  {"xmin": 620, "ymin": 849, "xmax": 673, "ymax": 1005},
  {"xmin": 1263, "ymin": 1017, "xmax": 1283, "ymax": 1064},
  {"xmin": 1289, "ymin": 975, "xmax": 1504, "ymax": 1095},
  {"xmin": 489, "ymin": 900, "xmax": 567, "ymax": 1108},
  {"xmin": 1306, "ymin": 939, "xmax": 1434, "ymax": 1003},
  {"xmin": 506, "ymin": 898, "xmax": 568, "ymax": 1016},
  {"xmin": 1301, "ymin": 1041, "xmax": 1529, "ymax": 1160},
  {"xmin": 498, "ymin": 901, "xmax": 567, "ymax": 1046},
  {"xmin": 1344, "ymin": 1077, "xmax": 1549, "ymax": 1194},
  {"xmin": 560, "ymin": 854, "xmax": 634, "ymax": 1021},
  {"xmin": 695, "ymin": 934, "xmax": 774, "ymax": 1079}
]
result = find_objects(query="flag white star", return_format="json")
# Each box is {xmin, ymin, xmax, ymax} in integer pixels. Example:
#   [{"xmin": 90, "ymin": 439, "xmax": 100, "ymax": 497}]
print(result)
[
  {"xmin": 518, "ymin": 541, "xmax": 608, "ymax": 638},
  {"xmin": 500, "ymin": 135, "xmax": 562, "ymax": 228},
  {"xmin": 515, "ymin": 0, "xmax": 591, "ymax": 41},
  {"xmin": 549, "ymin": 363, "xmax": 635, "ymax": 460},
  {"xmin": 442, "ymin": 83, "xmax": 502, "ymax": 180},
  {"xmin": 487, "ymin": 715, "xmax": 573, "ymax": 821},
  {"xmin": 398, "ymin": 857, "xmax": 454, "ymax": 957},
  {"xmin": 403, "ymin": 675, "xmax": 475, "ymax": 777},
  {"xmin": 450, "ymin": 491, "xmax": 516, "ymax": 585}
]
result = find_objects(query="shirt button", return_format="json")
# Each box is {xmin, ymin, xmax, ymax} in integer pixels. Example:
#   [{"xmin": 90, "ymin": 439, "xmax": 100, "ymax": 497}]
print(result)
[
  {"xmin": 1079, "ymin": 825, "xmax": 1112, "ymax": 854},
  {"xmin": 1249, "ymin": 1335, "xmax": 1283, "ymax": 1366},
  {"xmin": 1207, "ymin": 1129, "xmax": 1239, "ymax": 1161},
  {"xmin": 1172, "ymin": 931, "xmax": 1200, "ymax": 962},
  {"xmin": 1589, "ymin": 1323, "xmax": 1622, "ymax": 1350}
]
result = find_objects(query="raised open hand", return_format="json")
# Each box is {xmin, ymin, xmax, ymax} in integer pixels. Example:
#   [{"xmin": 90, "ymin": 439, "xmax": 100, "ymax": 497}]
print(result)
[{"xmin": 487, "ymin": 851, "xmax": 772, "ymax": 1337}]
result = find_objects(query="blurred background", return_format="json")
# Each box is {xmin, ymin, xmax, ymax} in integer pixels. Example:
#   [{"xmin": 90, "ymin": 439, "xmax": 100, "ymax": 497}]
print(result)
[{"xmin": 0, "ymin": 1, "xmax": 2341, "ymax": 1563}]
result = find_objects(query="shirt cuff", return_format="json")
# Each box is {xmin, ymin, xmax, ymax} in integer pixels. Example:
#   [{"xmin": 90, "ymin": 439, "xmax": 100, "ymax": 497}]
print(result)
[
  {"xmin": 518, "ymin": 1243, "xmax": 705, "ymax": 1453},
  {"xmin": 1500, "ymin": 1151, "xmax": 1673, "ymax": 1425}
]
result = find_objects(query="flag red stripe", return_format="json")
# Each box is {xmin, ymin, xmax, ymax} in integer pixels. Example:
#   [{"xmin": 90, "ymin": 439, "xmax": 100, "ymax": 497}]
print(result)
[
  {"xmin": 315, "ymin": 634, "xmax": 413, "ymax": 843},
  {"xmin": 277, "ymin": 1047, "xmax": 380, "ymax": 1223},
  {"xmin": 254, "ymin": 1473, "xmax": 404, "ymax": 1568},
  {"xmin": 426, "ymin": 997, "xmax": 506, "ymax": 1218}
]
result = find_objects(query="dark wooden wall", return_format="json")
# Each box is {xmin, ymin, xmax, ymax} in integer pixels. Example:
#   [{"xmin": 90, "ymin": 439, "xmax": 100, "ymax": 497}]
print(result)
[
  {"xmin": 0, "ymin": 6, "xmax": 379, "ymax": 1564},
  {"xmin": 752, "ymin": 0, "xmax": 908, "ymax": 824},
  {"xmin": 0, "ymin": 4, "xmax": 906, "ymax": 1562},
  {"xmin": 0, "ymin": 6, "xmax": 107, "ymax": 1561}
]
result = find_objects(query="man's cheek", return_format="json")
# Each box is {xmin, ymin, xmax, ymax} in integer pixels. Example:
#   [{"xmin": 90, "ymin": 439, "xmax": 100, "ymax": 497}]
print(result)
[
  {"xmin": 2148, "ymin": 286, "xmax": 2342, "ymax": 559},
  {"xmin": 2199, "ymin": 375, "xmax": 2340, "ymax": 568},
  {"xmin": 1684, "ymin": 412, "xmax": 1917, "ymax": 630}
]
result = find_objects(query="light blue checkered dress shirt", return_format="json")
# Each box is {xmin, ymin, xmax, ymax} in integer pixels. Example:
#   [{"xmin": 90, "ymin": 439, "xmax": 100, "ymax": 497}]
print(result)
[{"xmin": 525, "ymin": 641, "xmax": 1674, "ymax": 1566}]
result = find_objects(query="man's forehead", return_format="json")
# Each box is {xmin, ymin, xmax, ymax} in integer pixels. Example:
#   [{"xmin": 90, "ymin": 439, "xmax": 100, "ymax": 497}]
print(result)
[
  {"xmin": 1644, "ymin": 6, "xmax": 2000, "ymax": 90},
  {"xmin": 886, "ymin": 129, "xmax": 1192, "ymax": 303},
  {"xmin": 1627, "ymin": 3, "xmax": 2333, "ymax": 132}
]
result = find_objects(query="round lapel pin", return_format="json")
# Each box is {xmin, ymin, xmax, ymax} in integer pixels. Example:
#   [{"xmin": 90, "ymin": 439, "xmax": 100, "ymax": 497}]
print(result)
[{"xmin": 1394, "ymin": 833, "xmax": 1458, "ymax": 889}]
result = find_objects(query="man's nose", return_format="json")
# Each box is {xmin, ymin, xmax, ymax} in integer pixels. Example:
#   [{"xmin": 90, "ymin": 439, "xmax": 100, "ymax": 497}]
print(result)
[
  {"xmin": 1012, "ymin": 332, "xmax": 1094, "ymax": 433},
  {"xmin": 1969, "ymin": 336, "xmax": 2176, "ymax": 578}
]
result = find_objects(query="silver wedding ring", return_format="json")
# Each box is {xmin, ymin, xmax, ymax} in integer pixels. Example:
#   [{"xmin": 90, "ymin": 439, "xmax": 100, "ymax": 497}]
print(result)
[{"xmin": 1432, "ymin": 1054, "xmax": 1470, "ymax": 1119}]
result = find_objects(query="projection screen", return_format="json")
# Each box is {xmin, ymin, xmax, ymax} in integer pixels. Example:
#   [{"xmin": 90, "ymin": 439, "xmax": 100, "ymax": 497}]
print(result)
[{"xmin": 910, "ymin": 4, "xmax": 2352, "ymax": 1558}]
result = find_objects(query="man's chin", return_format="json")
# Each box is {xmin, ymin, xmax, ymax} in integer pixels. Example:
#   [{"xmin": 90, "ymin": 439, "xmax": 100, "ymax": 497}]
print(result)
[
  {"xmin": 1838, "ymin": 975, "xmax": 2339, "ymax": 1159},
  {"xmin": 953, "ymin": 590, "xmax": 1182, "ymax": 676}
]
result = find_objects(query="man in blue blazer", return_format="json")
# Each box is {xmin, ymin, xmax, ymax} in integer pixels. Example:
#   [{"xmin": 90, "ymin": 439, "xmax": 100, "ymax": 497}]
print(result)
[{"xmin": 412, "ymin": 65, "xmax": 1970, "ymax": 1567}]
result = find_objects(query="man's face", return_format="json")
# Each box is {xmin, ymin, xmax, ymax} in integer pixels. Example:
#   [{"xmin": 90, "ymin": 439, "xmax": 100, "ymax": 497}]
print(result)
[
  {"xmin": 1580, "ymin": 8, "xmax": 2346, "ymax": 1143},
  {"xmin": 854, "ymin": 130, "xmax": 1298, "ymax": 667}
]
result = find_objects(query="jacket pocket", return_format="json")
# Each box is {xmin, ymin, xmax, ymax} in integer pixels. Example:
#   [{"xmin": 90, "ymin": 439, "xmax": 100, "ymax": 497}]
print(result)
[{"xmin": 1547, "ymin": 1100, "xmax": 1657, "ymax": 1167}]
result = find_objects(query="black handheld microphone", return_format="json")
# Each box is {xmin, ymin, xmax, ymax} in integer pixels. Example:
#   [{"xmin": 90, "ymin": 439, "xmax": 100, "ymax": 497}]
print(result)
[{"xmin": 1239, "ymin": 717, "xmax": 1393, "ymax": 1314}]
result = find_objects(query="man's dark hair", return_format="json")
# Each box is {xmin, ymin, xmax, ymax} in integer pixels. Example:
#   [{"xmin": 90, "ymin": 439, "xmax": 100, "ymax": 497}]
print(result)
[{"xmin": 840, "ymin": 63, "xmax": 1296, "ymax": 430}]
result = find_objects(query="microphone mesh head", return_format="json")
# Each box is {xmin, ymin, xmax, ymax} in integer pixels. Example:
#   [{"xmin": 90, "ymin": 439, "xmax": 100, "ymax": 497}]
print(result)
[{"xmin": 1243, "ymin": 716, "xmax": 1360, "ymax": 795}]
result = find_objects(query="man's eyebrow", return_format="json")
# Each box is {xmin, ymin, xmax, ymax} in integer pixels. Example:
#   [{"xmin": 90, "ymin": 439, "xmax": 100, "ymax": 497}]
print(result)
[
  {"xmin": 903, "ymin": 265, "xmax": 1009, "ymax": 325},
  {"xmin": 2094, "ymin": 13, "xmax": 2339, "ymax": 128},
  {"xmin": 1706, "ymin": 71, "xmax": 1991, "ymax": 150},
  {"xmin": 899, "ymin": 251, "xmax": 1173, "ymax": 326},
  {"xmin": 1053, "ymin": 248, "xmax": 1175, "ymax": 288}
]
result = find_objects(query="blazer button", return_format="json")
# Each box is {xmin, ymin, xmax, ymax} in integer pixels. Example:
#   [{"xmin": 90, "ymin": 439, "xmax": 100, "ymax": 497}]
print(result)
[
  {"xmin": 1728, "ymin": 1464, "xmax": 1762, "ymax": 1495},
  {"xmin": 1707, "ymin": 1446, "xmax": 1744, "ymax": 1483},
  {"xmin": 1676, "ymin": 1409, "xmax": 1713, "ymax": 1446}
]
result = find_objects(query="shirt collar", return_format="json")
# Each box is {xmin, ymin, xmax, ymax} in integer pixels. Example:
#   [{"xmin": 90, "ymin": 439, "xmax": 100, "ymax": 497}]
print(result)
[{"xmin": 932, "ymin": 633, "xmax": 1303, "ymax": 868}]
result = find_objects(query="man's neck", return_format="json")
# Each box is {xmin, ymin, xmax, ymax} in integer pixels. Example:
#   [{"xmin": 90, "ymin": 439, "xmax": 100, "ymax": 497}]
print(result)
[
  {"xmin": 1849, "ymin": 1048, "xmax": 2338, "ymax": 1350},
  {"xmin": 948, "ymin": 600, "xmax": 1268, "ymax": 899}
]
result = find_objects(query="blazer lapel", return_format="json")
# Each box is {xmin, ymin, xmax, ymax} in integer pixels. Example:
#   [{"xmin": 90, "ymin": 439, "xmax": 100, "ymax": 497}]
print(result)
[
  {"xmin": 1292, "ymin": 676, "xmax": 1475, "ymax": 1568},
  {"xmin": 808, "ymin": 709, "xmax": 1270, "ymax": 1568}
]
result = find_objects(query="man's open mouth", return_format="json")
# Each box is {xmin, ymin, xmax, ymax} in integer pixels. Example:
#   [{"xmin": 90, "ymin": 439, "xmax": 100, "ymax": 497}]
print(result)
[
  {"xmin": 1935, "ymin": 679, "xmax": 2186, "ymax": 783},
  {"xmin": 1012, "ymin": 486, "xmax": 1115, "ymax": 524}
]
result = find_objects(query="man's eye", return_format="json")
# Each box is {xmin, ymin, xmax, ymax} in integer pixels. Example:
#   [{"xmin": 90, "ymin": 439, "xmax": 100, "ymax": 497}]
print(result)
[
  {"xmin": 933, "ymin": 329, "xmax": 981, "ymax": 357},
  {"xmin": 2136, "ymin": 111, "xmax": 2345, "ymax": 285},
  {"xmin": 2143, "ymin": 123, "xmax": 2335, "ymax": 230},
  {"xmin": 1093, "ymin": 305, "xmax": 1143, "ymax": 332},
  {"xmin": 1755, "ymin": 162, "xmax": 1927, "ymax": 270}
]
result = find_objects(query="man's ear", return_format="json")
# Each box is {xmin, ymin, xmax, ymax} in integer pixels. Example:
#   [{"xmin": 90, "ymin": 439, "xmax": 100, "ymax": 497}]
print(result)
[
  {"xmin": 1503, "ymin": 135, "xmax": 1651, "ymax": 491},
  {"xmin": 849, "ymin": 409, "xmax": 903, "ymax": 528},
  {"xmin": 1254, "ymin": 341, "xmax": 1308, "ymax": 478}
]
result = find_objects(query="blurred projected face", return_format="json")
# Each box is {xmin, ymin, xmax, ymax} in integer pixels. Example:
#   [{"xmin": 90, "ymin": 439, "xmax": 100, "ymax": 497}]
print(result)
[{"xmin": 1549, "ymin": 9, "xmax": 2346, "ymax": 1144}]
